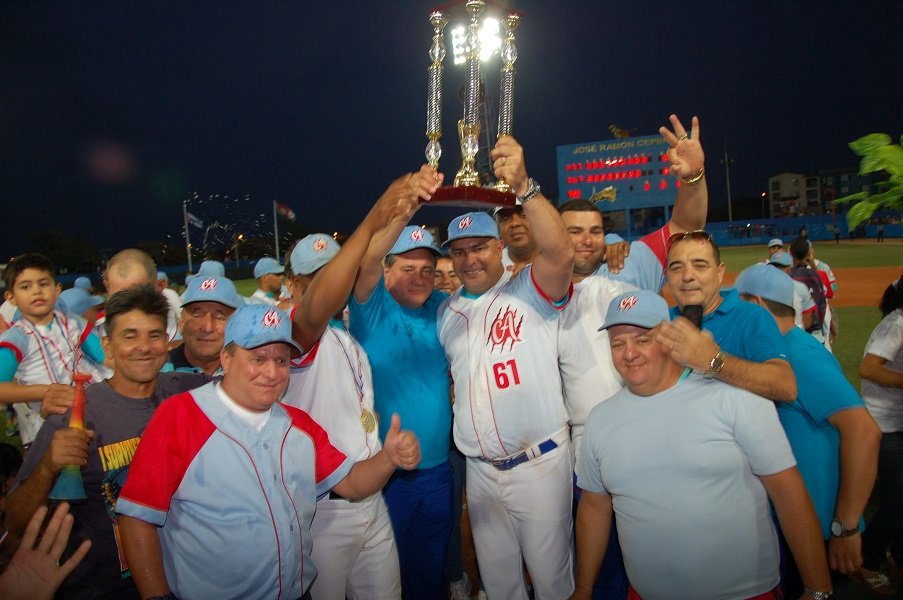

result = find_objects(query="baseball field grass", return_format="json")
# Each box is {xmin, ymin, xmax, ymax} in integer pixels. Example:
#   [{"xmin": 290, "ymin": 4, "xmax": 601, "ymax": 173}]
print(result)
[{"xmin": 719, "ymin": 239, "xmax": 902, "ymax": 390}]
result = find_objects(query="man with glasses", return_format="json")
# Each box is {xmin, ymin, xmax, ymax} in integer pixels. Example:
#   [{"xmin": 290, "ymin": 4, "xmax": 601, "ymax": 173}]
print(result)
[{"xmin": 656, "ymin": 230, "xmax": 797, "ymax": 402}]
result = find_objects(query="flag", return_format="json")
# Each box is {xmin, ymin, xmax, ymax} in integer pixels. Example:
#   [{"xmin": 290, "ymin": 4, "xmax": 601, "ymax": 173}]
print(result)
[
  {"xmin": 275, "ymin": 201, "xmax": 296, "ymax": 222},
  {"xmin": 187, "ymin": 211, "xmax": 204, "ymax": 229}
]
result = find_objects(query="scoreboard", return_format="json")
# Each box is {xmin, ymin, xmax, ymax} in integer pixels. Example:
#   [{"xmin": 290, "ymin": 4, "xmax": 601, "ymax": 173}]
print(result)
[{"xmin": 556, "ymin": 134, "xmax": 679, "ymax": 212}]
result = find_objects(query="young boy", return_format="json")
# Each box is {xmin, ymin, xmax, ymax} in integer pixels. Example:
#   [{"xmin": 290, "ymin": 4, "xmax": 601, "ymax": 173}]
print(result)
[{"xmin": 0, "ymin": 254, "xmax": 105, "ymax": 448}]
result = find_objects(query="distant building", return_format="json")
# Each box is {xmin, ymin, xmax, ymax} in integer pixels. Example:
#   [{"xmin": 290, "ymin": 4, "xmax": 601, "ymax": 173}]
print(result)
[{"xmin": 767, "ymin": 167, "xmax": 877, "ymax": 217}]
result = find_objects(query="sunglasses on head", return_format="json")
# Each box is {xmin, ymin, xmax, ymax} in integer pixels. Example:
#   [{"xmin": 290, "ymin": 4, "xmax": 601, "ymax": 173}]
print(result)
[{"xmin": 667, "ymin": 230, "xmax": 713, "ymax": 247}]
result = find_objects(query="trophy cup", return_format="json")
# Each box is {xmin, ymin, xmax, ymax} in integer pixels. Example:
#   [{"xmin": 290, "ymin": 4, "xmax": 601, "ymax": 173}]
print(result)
[
  {"xmin": 425, "ymin": 0, "xmax": 520, "ymax": 208},
  {"xmin": 48, "ymin": 372, "xmax": 91, "ymax": 501}
]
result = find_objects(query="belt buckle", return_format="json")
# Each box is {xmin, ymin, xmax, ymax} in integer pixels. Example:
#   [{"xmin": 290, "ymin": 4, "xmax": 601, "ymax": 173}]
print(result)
[{"xmin": 492, "ymin": 453, "xmax": 525, "ymax": 471}]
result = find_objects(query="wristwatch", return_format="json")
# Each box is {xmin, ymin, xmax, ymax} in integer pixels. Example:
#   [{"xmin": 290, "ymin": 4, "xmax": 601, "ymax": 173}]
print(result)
[
  {"xmin": 830, "ymin": 518, "xmax": 860, "ymax": 537},
  {"xmin": 803, "ymin": 587, "xmax": 834, "ymax": 600},
  {"xmin": 516, "ymin": 178, "xmax": 542, "ymax": 204},
  {"xmin": 703, "ymin": 349, "xmax": 724, "ymax": 379}
]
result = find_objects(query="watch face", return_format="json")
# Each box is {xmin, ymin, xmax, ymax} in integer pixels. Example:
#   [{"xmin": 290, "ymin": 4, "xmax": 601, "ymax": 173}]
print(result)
[{"xmin": 830, "ymin": 520, "xmax": 842, "ymax": 536}]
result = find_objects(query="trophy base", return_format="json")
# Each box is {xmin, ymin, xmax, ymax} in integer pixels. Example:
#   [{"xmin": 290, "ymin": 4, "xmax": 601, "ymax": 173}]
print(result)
[{"xmin": 424, "ymin": 186, "xmax": 516, "ymax": 208}]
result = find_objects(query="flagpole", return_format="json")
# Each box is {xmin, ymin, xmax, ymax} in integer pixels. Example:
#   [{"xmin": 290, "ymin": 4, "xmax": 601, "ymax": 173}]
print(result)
[
  {"xmin": 273, "ymin": 200, "xmax": 280, "ymax": 262},
  {"xmin": 183, "ymin": 200, "xmax": 193, "ymax": 273}
]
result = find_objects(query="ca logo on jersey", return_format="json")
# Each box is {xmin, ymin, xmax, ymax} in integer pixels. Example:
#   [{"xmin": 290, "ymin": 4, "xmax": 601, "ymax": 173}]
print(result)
[{"xmin": 488, "ymin": 306, "xmax": 523, "ymax": 353}]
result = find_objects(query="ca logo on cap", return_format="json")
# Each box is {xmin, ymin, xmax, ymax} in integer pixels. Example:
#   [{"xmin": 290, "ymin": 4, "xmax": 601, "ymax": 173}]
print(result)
[
  {"xmin": 262, "ymin": 309, "xmax": 281, "ymax": 329},
  {"xmin": 313, "ymin": 239, "xmax": 328, "ymax": 252},
  {"xmin": 618, "ymin": 295, "xmax": 639, "ymax": 311},
  {"xmin": 410, "ymin": 228, "xmax": 424, "ymax": 242},
  {"xmin": 200, "ymin": 278, "xmax": 218, "ymax": 291},
  {"xmin": 458, "ymin": 216, "xmax": 473, "ymax": 230}
]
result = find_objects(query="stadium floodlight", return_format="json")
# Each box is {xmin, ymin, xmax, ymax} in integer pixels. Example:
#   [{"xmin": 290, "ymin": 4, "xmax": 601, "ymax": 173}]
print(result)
[{"xmin": 450, "ymin": 17, "xmax": 501, "ymax": 65}]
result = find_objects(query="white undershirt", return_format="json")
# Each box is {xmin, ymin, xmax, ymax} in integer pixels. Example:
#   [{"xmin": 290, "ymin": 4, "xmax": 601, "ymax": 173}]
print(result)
[{"xmin": 215, "ymin": 383, "xmax": 271, "ymax": 431}]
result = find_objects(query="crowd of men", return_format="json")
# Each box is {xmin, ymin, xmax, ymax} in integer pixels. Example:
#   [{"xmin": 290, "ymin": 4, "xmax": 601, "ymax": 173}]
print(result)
[{"xmin": 0, "ymin": 114, "xmax": 897, "ymax": 600}]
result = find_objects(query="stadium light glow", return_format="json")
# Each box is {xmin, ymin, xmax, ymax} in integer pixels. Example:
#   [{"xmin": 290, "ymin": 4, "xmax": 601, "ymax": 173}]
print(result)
[{"xmin": 450, "ymin": 17, "xmax": 502, "ymax": 65}]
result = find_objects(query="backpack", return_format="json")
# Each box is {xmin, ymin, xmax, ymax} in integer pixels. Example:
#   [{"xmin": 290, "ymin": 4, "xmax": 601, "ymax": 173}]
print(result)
[{"xmin": 789, "ymin": 265, "xmax": 826, "ymax": 333}]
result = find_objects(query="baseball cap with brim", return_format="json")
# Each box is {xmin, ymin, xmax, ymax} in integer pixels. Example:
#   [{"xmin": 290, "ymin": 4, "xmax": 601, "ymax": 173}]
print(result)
[
  {"xmin": 74, "ymin": 276, "xmax": 92, "ymax": 291},
  {"xmin": 767, "ymin": 238, "xmax": 783, "ymax": 248},
  {"xmin": 198, "ymin": 260, "xmax": 226, "ymax": 277},
  {"xmin": 444, "ymin": 212, "xmax": 500, "ymax": 246},
  {"xmin": 599, "ymin": 290, "xmax": 670, "ymax": 331},
  {"xmin": 253, "ymin": 257, "xmax": 285, "ymax": 279},
  {"xmin": 59, "ymin": 288, "xmax": 104, "ymax": 316},
  {"xmin": 767, "ymin": 251, "xmax": 793, "ymax": 268},
  {"xmin": 156, "ymin": 271, "xmax": 169, "ymax": 283},
  {"xmin": 290, "ymin": 234, "xmax": 340, "ymax": 276},
  {"xmin": 493, "ymin": 204, "xmax": 524, "ymax": 218},
  {"xmin": 389, "ymin": 226, "xmax": 442, "ymax": 256},
  {"xmin": 735, "ymin": 263, "xmax": 794, "ymax": 308},
  {"xmin": 181, "ymin": 275, "xmax": 241, "ymax": 309},
  {"xmin": 224, "ymin": 304, "xmax": 302, "ymax": 358}
]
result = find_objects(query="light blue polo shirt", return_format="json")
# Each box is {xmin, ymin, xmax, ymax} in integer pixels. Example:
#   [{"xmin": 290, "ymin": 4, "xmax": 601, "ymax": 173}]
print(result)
[
  {"xmin": 779, "ymin": 327, "xmax": 865, "ymax": 538},
  {"xmin": 671, "ymin": 288, "xmax": 789, "ymax": 364},
  {"xmin": 349, "ymin": 278, "xmax": 451, "ymax": 469}
]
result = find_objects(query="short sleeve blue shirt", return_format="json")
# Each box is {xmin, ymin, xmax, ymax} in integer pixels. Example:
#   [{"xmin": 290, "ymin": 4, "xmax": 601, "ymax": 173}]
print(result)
[
  {"xmin": 348, "ymin": 278, "xmax": 451, "ymax": 468},
  {"xmin": 671, "ymin": 288, "xmax": 789, "ymax": 363},
  {"xmin": 779, "ymin": 327, "xmax": 864, "ymax": 537}
]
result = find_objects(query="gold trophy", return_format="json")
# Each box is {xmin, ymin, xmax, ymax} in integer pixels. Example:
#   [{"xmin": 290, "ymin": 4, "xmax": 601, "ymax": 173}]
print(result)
[{"xmin": 425, "ymin": 0, "xmax": 519, "ymax": 208}]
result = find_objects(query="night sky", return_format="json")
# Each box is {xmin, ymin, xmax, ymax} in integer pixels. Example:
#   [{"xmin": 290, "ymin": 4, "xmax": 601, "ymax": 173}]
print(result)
[{"xmin": 2, "ymin": 1, "xmax": 901, "ymax": 261}]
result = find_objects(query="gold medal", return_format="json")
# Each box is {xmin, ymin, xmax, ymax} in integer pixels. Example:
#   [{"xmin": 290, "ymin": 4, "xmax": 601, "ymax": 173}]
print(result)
[{"xmin": 360, "ymin": 409, "xmax": 376, "ymax": 433}]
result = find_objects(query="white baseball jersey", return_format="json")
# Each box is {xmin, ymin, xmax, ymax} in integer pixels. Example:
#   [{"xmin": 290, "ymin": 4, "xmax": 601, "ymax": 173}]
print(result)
[
  {"xmin": 282, "ymin": 323, "xmax": 381, "ymax": 462},
  {"xmin": 281, "ymin": 321, "xmax": 399, "ymax": 599},
  {"xmin": 0, "ymin": 310, "xmax": 105, "ymax": 444},
  {"xmin": 247, "ymin": 288, "xmax": 279, "ymax": 307},
  {"xmin": 559, "ymin": 269, "xmax": 636, "ymax": 465},
  {"xmin": 438, "ymin": 266, "xmax": 569, "ymax": 459}
]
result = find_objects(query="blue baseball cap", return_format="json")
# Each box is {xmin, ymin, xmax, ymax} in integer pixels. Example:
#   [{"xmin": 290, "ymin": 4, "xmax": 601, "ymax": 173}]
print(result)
[
  {"xmin": 74, "ymin": 276, "xmax": 92, "ymax": 291},
  {"xmin": 600, "ymin": 290, "xmax": 670, "ymax": 331},
  {"xmin": 290, "ymin": 234, "xmax": 340, "ymax": 276},
  {"xmin": 181, "ymin": 275, "xmax": 241, "ymax": 309},
  {"xmin": 767, "ymin": 251, "xmax": 793, "ymax": 268},
  {"xmin": 224, "ymin": 304, "xmax": 302, "ymax": 357},
  {"xmin": 156, "ymin": 271, "xmax": 169, "ymax": 283},
  {"xmin": 198, "ymin": 260, "xmax": 225, "ymax": 277},
  {"xmin": 444, "ymin": 212, "xmax": 500, "ymax": 246},
  {"xmin": 389, "ymin": 226, "xmax": 442, "ymax": 256},
  {"xmin": 767, "ymin": 238, "xmax": 783, "ymax": 248},
  {"xmin": 735, "ymin": 263, "xmax": 794, "ymax": 308},
  {"xmin": 253, "ymin": 257, "xmax": 284, "ymax": 279},
  {"xmin": 60, "ymin": 288, "xmax": 104, "ymax": 317}
]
